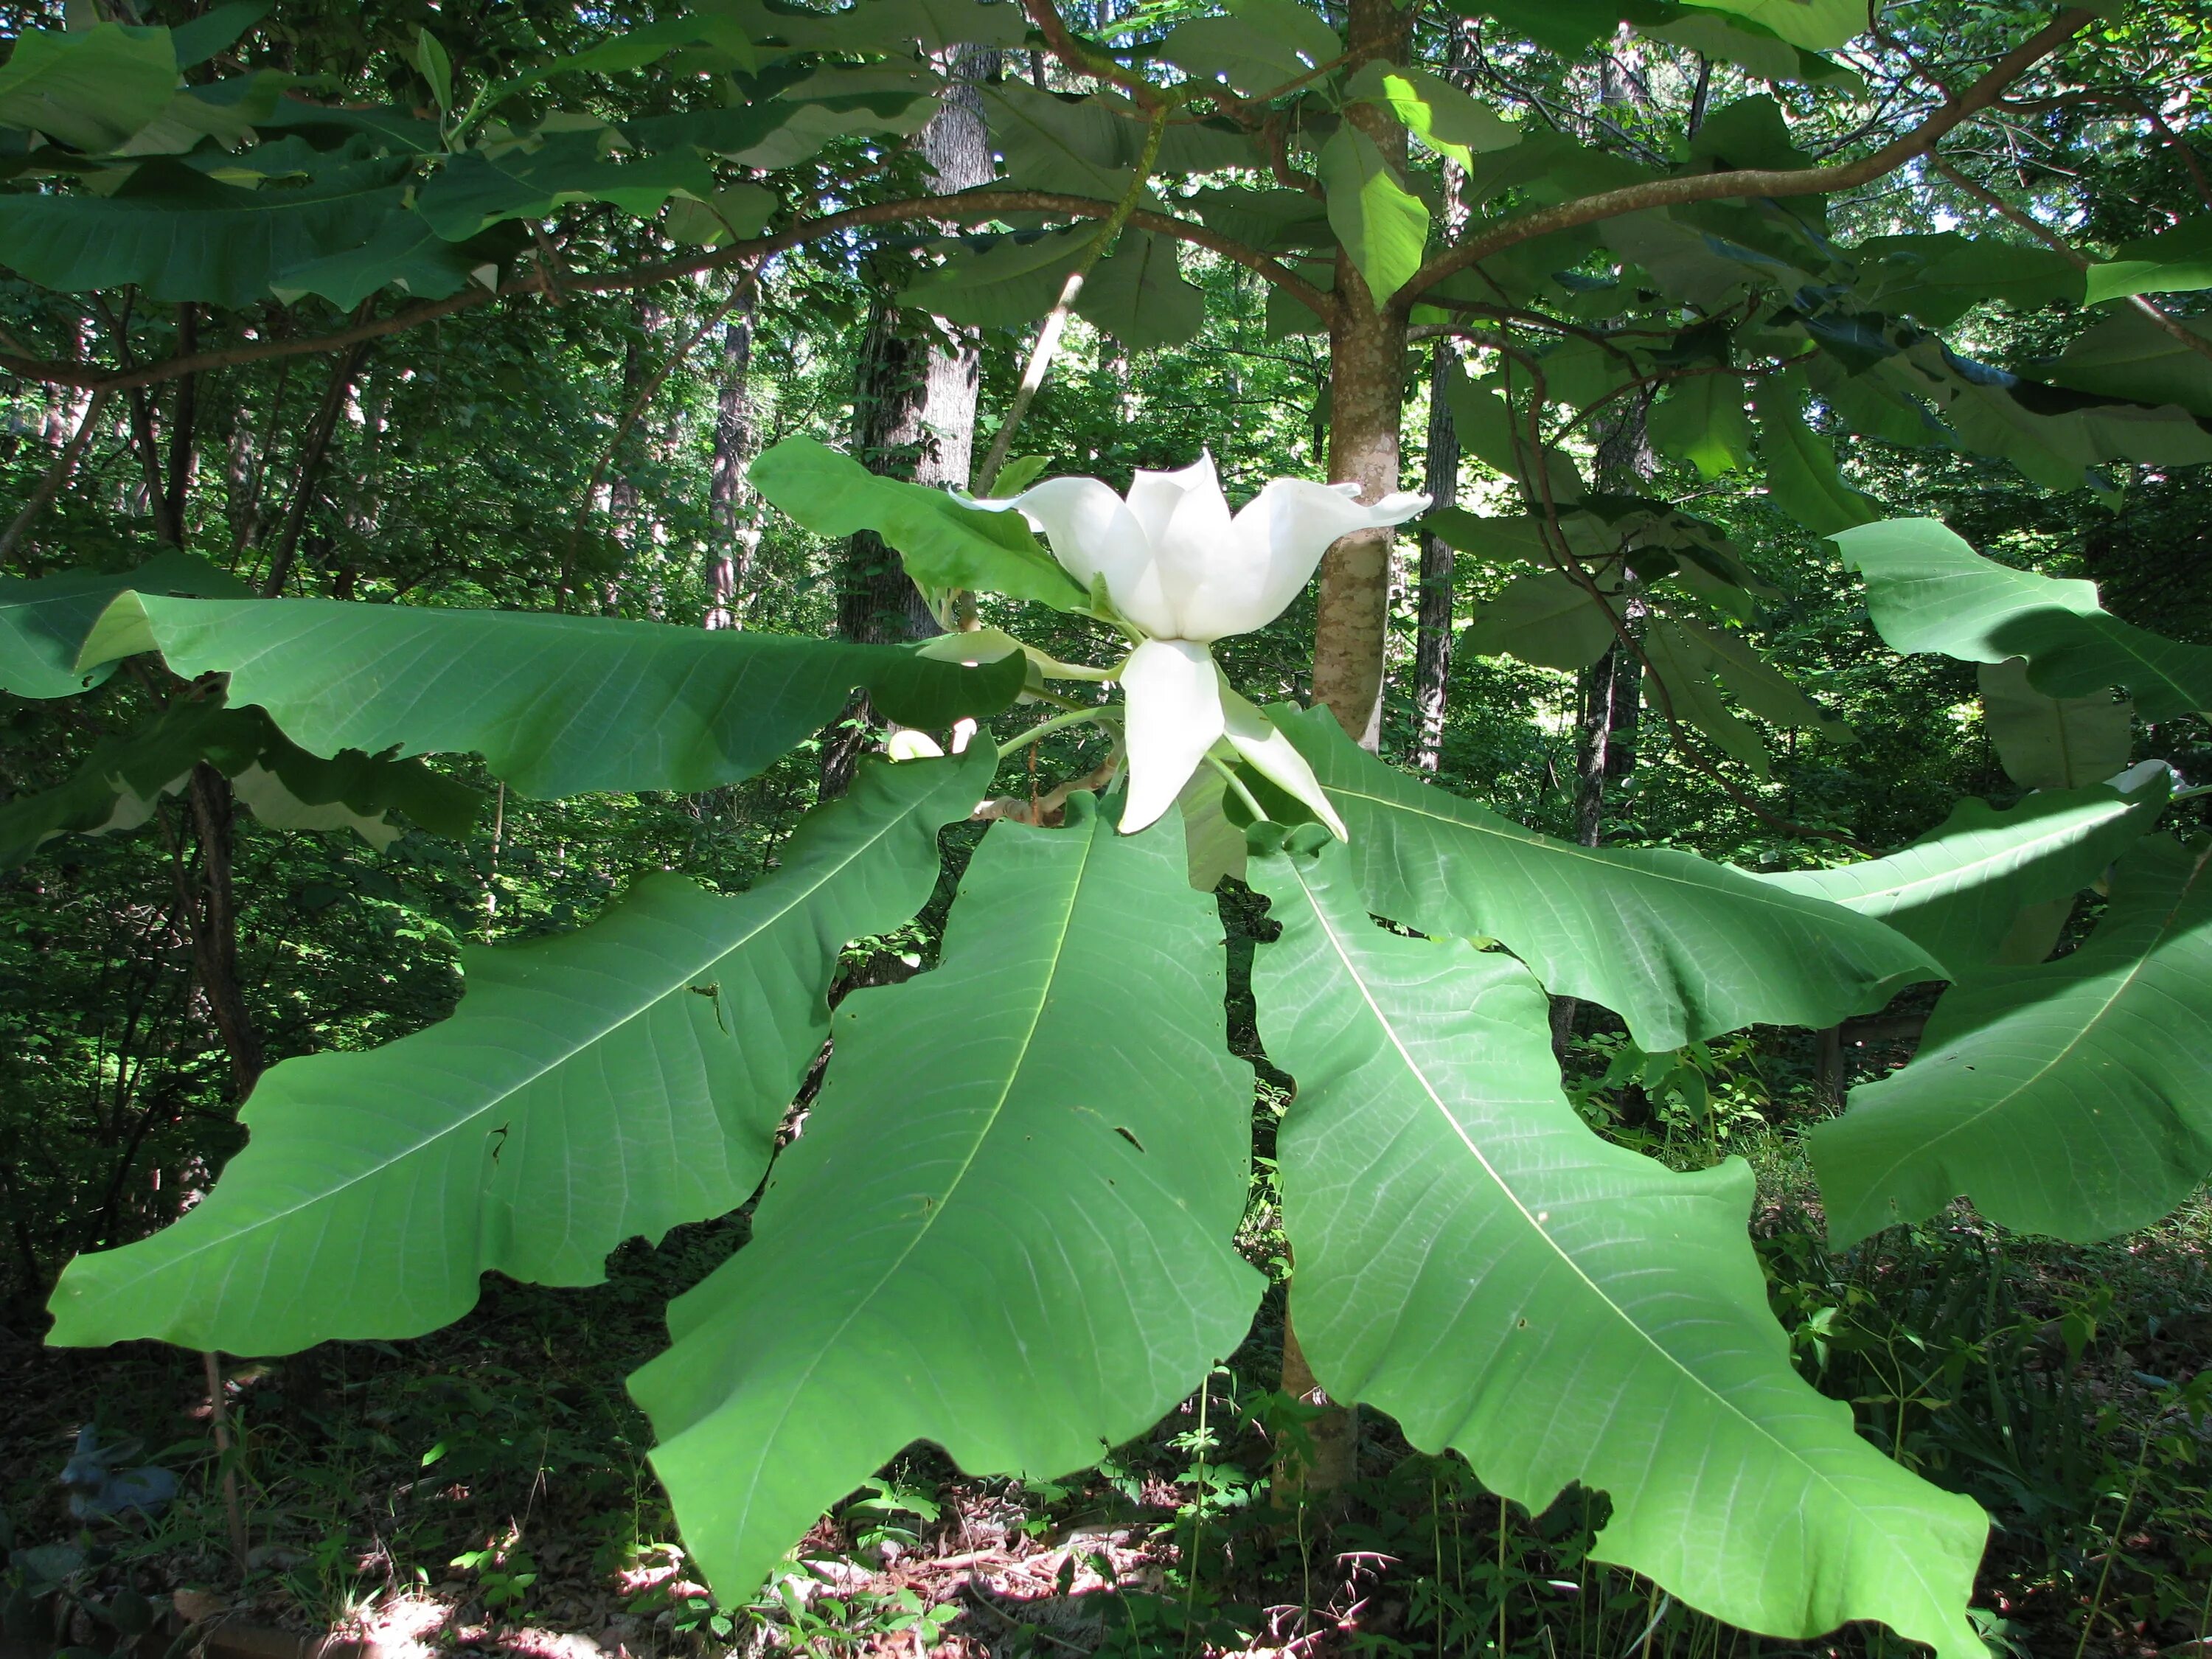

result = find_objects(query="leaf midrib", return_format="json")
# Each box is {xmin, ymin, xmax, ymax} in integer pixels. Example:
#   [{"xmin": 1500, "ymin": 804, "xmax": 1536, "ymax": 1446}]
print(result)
[
  {"xmin": 84, "ymin": 771, "xmax": 959, "ymax": 1288},
  {"xmin": 1773, "ymin": 799, "xmax": 2132, "ymax": 914},
  {"xmin": 1287, "ymin": 855, "xmax": 1948, "ymax": 1597},
  {"xmin": 726, "ymin": 821, "xmax": 1094, "ymax": 1535}
]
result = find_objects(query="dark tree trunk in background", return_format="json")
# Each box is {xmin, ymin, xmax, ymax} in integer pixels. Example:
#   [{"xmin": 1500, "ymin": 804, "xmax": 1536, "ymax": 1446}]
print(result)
[
  {"xmin": 1551, "ymin": 386, "xmax": 1655, "ymax": 1055},
  {"xmin": 824, "ymin": 46, "xmax": 998, "ymax": 796},
  {"xmin": 164, "ymin": 305, "xmax": 200, "ymax": 543},
  {"xmin": 262, "ymin": 341, "xmax": 369, "ymax": 597},
  {"xmin": 184, "ymin": 763, "xmax": 265, "ymax": 1098},
  {"xmin": 706, "ymin": 284, "xmax": 759, "ymax": 630}
]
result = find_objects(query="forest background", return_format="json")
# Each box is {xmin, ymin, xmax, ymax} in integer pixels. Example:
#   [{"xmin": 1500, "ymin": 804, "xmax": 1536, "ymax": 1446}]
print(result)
[{"xmin": 1, "ymin": 0, "xmax": 2211, "ymax": 1655}]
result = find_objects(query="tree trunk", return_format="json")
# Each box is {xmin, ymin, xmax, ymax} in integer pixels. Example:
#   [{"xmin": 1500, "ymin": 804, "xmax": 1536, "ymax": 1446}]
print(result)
[
  {"xmin": 823, "ymin": 46, "xmax": 997, "ymax": 795},
  {"xmin": 1309, "ymin": 0, "xmax": 1414, "ymax": 749},
  {"xmin": 262, "ymin": 342, "xmax": 369, "ymax": 597},
  {"xmin": 706, "ymin": 285, "xmax": 759, "ymax": 630},
  {"xmin": 164, "ymin": 304, "xmax": 200, "ymax": 543},
  {"xmin": 184, "ymin": 764, "xmax": 265, "ymax": 1097},
  {"xmin": 1286, "ymin": 0, "xmax": 1414, "ymax": 1501}
]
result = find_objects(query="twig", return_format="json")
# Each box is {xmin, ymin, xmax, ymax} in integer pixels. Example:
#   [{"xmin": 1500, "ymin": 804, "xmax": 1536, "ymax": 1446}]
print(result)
[
  {"xmin": 974, "ymin": 99, "xmax": 1178, "ymax": 493},
  {"xmin": 203, "ymin": 1349, "xmax": 249, "ymax": 1573},
  {"xmin": 0, "ymin": 388, "xmax": 111, "ymax": 562},
  {"xmin": 1931, "ymin": 153, "xmax": 2212, "ymax": 368}
]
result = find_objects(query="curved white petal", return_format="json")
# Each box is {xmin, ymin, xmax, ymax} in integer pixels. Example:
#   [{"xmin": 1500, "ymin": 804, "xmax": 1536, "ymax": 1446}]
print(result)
[
  {"xmin": 1220, "ymin": 685, "xmax": 1348, "ymax": 840},
  {"xmin": 1150, "ymin": 470, "xmax": 1238, "ymax": 640},
  {"xmin": 1124, "ymin": 452, "xmax": 1220, "ymax": 552},
  {"xmin": 994, "ymin": 476, "xmax": 1145, "ymax": 593},
  {"xmin": 1119, "ymin": 639, "xmax": 1225, "ymax": 834},
  {"xmin": 1225, "ymin": 479, "xmax": 1433, "ymax": 630}
]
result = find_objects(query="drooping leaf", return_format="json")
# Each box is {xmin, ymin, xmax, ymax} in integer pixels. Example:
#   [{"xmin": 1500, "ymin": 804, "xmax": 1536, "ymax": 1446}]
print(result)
[
  {"xmin": 1756, "ymin": 380, "xmax": 1882, "ymax": 535},
  {"xmin": 983, "ymin": 81, "xmax": 1248, "ymax": 199},
  {"xmin": 2083, "ymin": 215, "xmax": 2212, "ymax": 305},
  {"xmin": 750, "ymin": 437, "xmax": 1088, "ymax": 609},
  {"xmin": 1641, "ymin": 618, "xmax": 1772, "ymax": 773},
  {"xmin": 625, "ymin": 72, "xmax": 941, "ymax": 166},
  {"xmin": 1459, "ymin": 571, "xmax": 1621, "ymax": 670},
  {"xmin": 1077, "ymin": 229, "xmax": 1206, "ymax": 349},
  {"xmin": 1318, "ymin": 124, "xmax": 1428, "ymax": 304},
  {"xmin": 1856, "ymin": 233, "xmax": 2084, "ymax": 330},
  {"xmin": 1677, "ymin": 0, "xmax": 1866, "ymax": 49},
  {"xmin": 273, "ymin": 208, "xmax": 502, "ymax": 307},
  {"xmin": 1248, "ymin": 835, "xmax": 1984, "ymax": 1655},
  {"xmin": 1977, "ymin": 657, "xmax": 2133, "ymax": 790},
  {"xmin": 1835, "ymin": 517, "xmax": 2212, "ymax": 720},
  {"xmin": 1163, "ymin": 0, "xmax": 1343, "ymax": 99},
  {"xmin": 2029, "ymin": 310, "xmax": 2212, "ymax": 421},
  {"xmin": 1272, "ymin": 706, "xmax": 1939, "ymax": 1048},
  {"xmin": 1763, "ymin": 775, "xmax": 2166, "ymax": 977},
  {"xmin": 76, "ymin": 591, "xmax": 1027, "ymax": 797},
  {"xmin": 1639, "ymin": 12, "xmax": 1858, "ymax": 86},
  {"xmin": 0, "ymin": 24, "xmax": 177, "ymax": 153},
  {"xmin": 1812, "ymin": 833, "xmax": 2212, "ymax": 1245},
  {"xmin": 1649, "ymin": 375, "xmax": 1753, "ymax": 478},
  {"xmin": 415, "ymin": 129, "xmax": 712, "ymax": 240},
  {"xmin": 0, "ymin": 551, "xmax": 250, "ymax": 700},
  {"xmin": 728, "ymin": 0, "xmax": 1030, "ymax": 56},
  {"xmin": 629, "ymin": 796, "xmax": 1262, "ymax": 1598},
  {"xmin": 902, "ymin": 226, "xmax": 1088, "ymax": 328},
  {"xmin": 171, "ymin": 2, "xmax": 268, "ymax": 69},
  {"xmin": 0, "ymin": 698, "xmax": 480, "ymax": 870},
  {"xmin": 47, "ymin": 748, "xmax": 994, "ymax": 1352},
  {"xmin": 0, "ymin": 152, "xmax": 412, "ymax": 305},
  {"xmin": 1349, "ymin": 63, "xmax": 1517, "ymax": 168}
]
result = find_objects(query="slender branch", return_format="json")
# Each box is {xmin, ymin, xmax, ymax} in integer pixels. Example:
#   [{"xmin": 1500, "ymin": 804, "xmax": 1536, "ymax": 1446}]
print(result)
[
  {"xmin": 1018, "ymin": 0, "xmax": 1163, "ymax": 107},
  {"xmin": 1, "ymin": 193, "xmax": 1323, "ymax": 392},
  {"xmin": 1931, "ymin": 154, "xmax": 2212, "ymax": 369},
  {"xmin": 975, "ymin": 100, "xmax": 1178, "ymax": 493},
  {"xmin": 0, "ymin": 389, "xmax": 112, "ymax": 562},
  {"xmin": 1397, "ymin": 7, "xmax": 2099, "ymax": 309}
]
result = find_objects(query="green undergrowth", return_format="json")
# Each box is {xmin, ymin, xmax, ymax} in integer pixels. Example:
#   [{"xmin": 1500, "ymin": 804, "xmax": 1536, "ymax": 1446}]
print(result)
[{"xmin": 3, "ymin": 1038, "xmax": 2207, "ymax": 1659}]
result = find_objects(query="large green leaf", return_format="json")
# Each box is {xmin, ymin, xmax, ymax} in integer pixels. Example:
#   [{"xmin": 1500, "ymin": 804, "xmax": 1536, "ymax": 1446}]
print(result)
[
  {"xmin": 1756, "ymin": 380, "xmax": 1882, "ymax": 535},
  {"xmin": 1679, "ymin": 0, "xmax": 1866, "ymax": 49},
  {"xmin": 76, "ymin": 592, "xmax": 1024, "ymax": 798},
  {"xmin": 1976, "ymin": 657, "xmax": 2132, "ymax": 790},
  {"xmin": 902, "ymin": 227, "xmax": 1088, "ymax": 328},
  {"xmin": 1077, "ymin": 229, "xmax": 1206, "ymax": 349},
  {"xmin": 0, "ymin": 24, "xmax": 176, "ymax": 153},
  {"xmin": 1247, "ymin": 835, "xmax": 1984, "ymax": 1655},
  {"xmin": 1459, "ymin": 571, "xmax": 1620, "ymax": 670},
  {"xmin": 983, "ymin": 81, "xmax": 1248, "ymax": 199},
  {"xmin": 1649, "ymin": 375, "xmax": 1753, "ymax": 479},
  {"xmin": 1318, "ymin": 124, "xmax": 1428, "ymax": 304},
  {"xmin": 1763, "ymin": 775, "xmax": 2166, "ymax": 978},
  {"xmin": 2029, "ymin": 310, "xmax": 2212, "ymax": 421},
  {"xmin": 0, "ymin": 153, "xmax": 411, "ymax": 305},
  {"xmin": 0, "ymin": 552, "xmax": 248, "ymax": 699},
  {"xmin": 628, "ymin": 796, "xmax": 1262, "ymax": 1597},
  {"xmin": 47, "ymin": 748, "xmax": 993, "ymax": 1352},
  {"xmin": 2083, "ymin": 216, "xmax": 2212, "ymax": 305},
  {"xmin": 1812, "ymin": 834, "xmax": 2212, "ymax": 1245},
  {"xmin": 0, "ymin": 698, "xmax": 479, "ymax": 870},
  {"xmin": 750, "ymin": 437, "xmax": 1088, "ymax": 608},
  {"xmin": 1273, "ymin": 706, "xmax": 1938, "ymax": 1048},
  {"xmin": 1835, "ymin": 518, "xmax": 2212, "ymax": 720},
  {"xmin": 1164, "ymin": 0, "xmax": 1343, "ymax": 98},
  {"xmin": 1855, "ymin": 233, "xmax": 2082, "ymax": 330},
  {"xmin": 416, "ymin": 129, "xmax": 713, "ymax": 240}
]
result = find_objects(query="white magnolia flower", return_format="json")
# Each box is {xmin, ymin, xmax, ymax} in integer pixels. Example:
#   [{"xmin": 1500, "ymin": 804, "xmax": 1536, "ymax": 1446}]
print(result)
[{"xmin": 985, "ymin": 454, "xmax": 1427, "ymax": 833}]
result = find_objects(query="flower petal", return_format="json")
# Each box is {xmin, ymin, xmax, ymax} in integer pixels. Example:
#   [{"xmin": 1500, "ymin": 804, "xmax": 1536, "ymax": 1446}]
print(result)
[
  {"xmin": 991, "ymin": 476, "xmax": 1180, "ymax": 635},
  {"xmin": 1124, "ymin": 452, "xmax": 1221, "ymax": 551},
  {"xmin": 1220, "ymin": 685, "xmax": 1349, "ymax": 840},
  {"xmin": 1119, "ymin": 638, "xmax": 1226, "ymax": 834},
  {"xmin": 1150, "ymin": 467, "xmax": 1238, "ymax": 640},
  {"xmin": 1220, "ymin": 479, "xmax": 1433, "ymax": 633}
]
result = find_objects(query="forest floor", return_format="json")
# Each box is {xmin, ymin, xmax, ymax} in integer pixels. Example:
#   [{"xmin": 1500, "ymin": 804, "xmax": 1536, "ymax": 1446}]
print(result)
[{"xmin": 4, "ymin": 1137, "xmax": 2211, "ymax": 1659}]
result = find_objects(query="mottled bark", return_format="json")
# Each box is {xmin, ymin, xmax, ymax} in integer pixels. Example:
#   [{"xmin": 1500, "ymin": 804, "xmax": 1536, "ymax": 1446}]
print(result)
[
  {"xmin": 1411, "ymin": 341, "xmax": 1458, "ymax": 775},
  {"xmin": 1309, "ymin": 0, "xmax": 1413, "ymax": 751}
]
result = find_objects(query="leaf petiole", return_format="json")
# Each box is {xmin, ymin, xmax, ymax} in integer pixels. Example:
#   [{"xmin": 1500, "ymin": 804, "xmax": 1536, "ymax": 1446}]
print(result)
[{"xmin": 997, "ymin": 703, "xmax": 1109, "ymax": 759}]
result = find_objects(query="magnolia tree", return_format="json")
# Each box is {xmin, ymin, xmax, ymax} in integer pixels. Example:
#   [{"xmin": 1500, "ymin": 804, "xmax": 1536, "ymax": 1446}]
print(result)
[{"xmin": 5, "ymin": 0, "xmax": 2212, "ymax": 1652}]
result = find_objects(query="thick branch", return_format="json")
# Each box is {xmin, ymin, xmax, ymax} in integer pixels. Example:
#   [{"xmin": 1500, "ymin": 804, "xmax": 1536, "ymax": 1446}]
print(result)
[
  {"xmin": 1396, "ymin": 7, "xmax": 2098, "ymax": 309},
  {"xmin": 1, "ymin": 192, "xmax": 1324, "ymax": 392}
]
